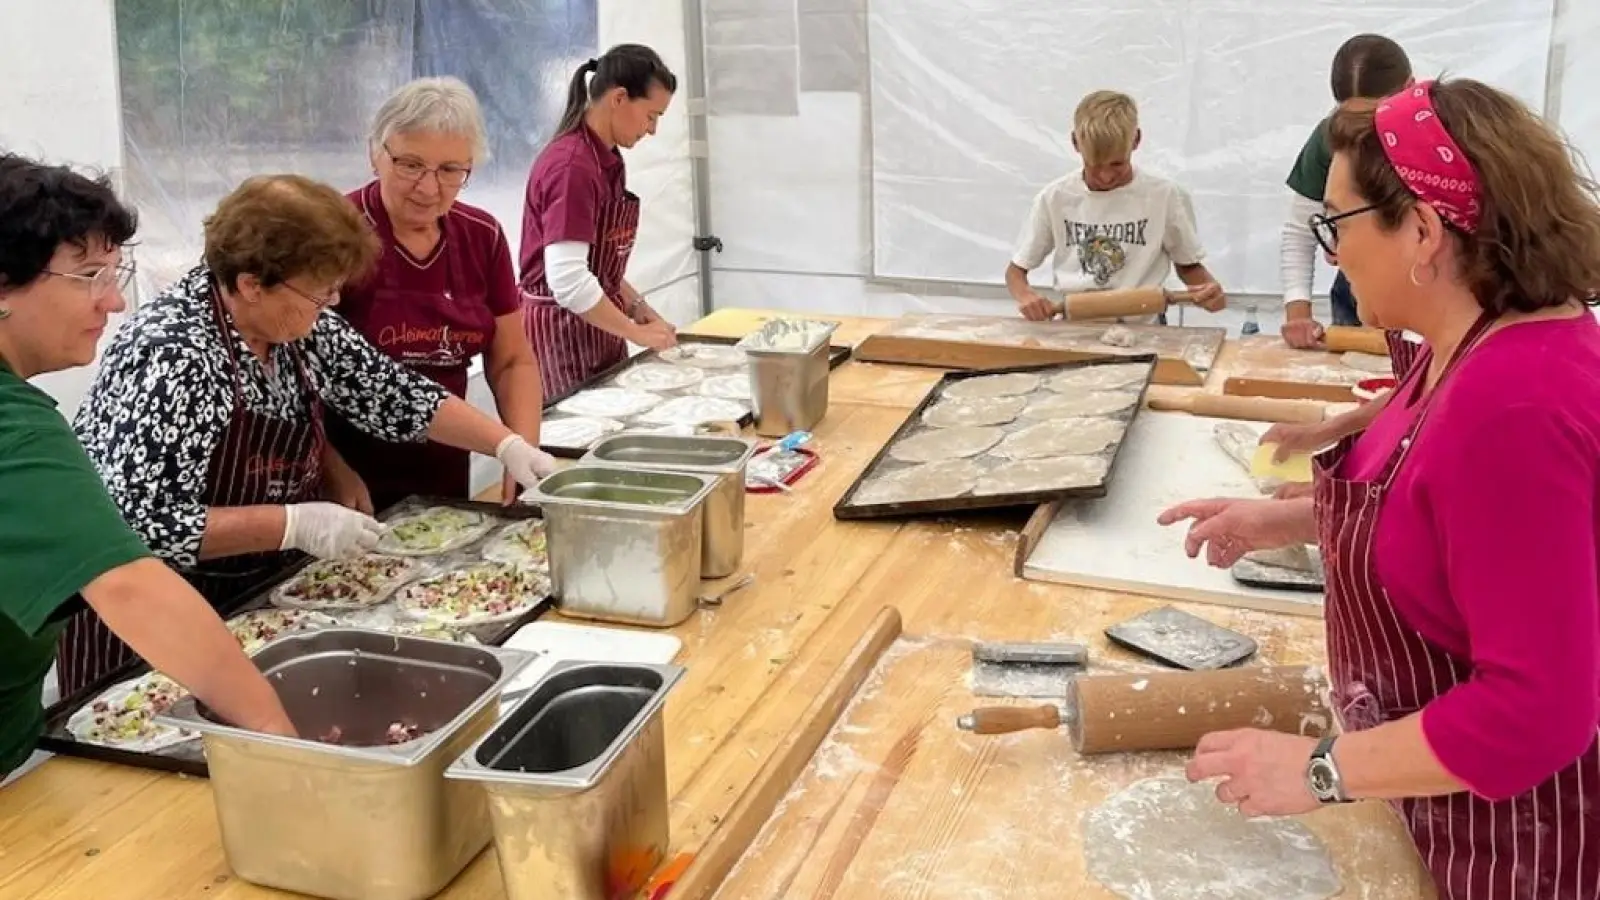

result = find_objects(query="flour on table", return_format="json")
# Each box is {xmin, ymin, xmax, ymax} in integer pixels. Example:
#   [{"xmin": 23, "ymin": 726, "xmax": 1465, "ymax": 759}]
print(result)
[
  {"xmin": 922, "ymin": 395, "xmax": 1027, "ymax": 428},
  {"xmin": 1340, "ymin": 351, "xmax": 1393, "ymax": 374},
  {"xmin": 1023, "ymin": 390, "xmax": 1137, "ymax": 419},
  {"xmin": 888, "ymin": 426, "xmax": 1004, "ymax": 464},
  {"xmin": 942, "ymin": 372, "xmax": 1042, "ymax": 400},
  {"xmin": 974, "ymin": 456, "xmax": 1109, "ymax": 495},
  {"xmin": 1046, "ymin": 363, "xmax": 1148, "ymax": 393},
  {"xmin": 853, "ymin": 459, "xmax": 981, "ymax": 505},
  {"xmin": 1212, "ymin": 422, "xmax": 1283, "ymax": 494},
  {"xmin": 1083, "ymin": 776, "xmax": 1341, "ymax": 900},
  {"xmin": 994, "ymin": 417, "xmax": 1123, "ymax": 459},
  {"xmin": 1100, "ymin": 325, "xmax": 1139, "ymax": 348},
  {"xmin": 616, "ymin": 362, "xmax": 705, "ymax": 392}
]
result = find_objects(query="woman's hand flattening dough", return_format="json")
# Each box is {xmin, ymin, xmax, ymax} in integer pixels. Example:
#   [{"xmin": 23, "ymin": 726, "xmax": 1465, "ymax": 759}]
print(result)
[{"xmin": 1187, "ymin": 729, "xmax": 1321, "ymax": 817}]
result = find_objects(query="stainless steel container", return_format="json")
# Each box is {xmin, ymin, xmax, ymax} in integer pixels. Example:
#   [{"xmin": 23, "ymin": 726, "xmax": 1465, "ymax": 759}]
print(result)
[
  {"xmin": 445, "ymin": 660, "xmax": 684, "ymax": 900},
  {"xmin": 579, "ymin": 434, "xmax": 757, "ymax": 579},
  {"xmin": 737, "ymin": 318, "xmax": 840, "ymax": 437},
  {"xmin": 525, "ymin": 466, "xmax": 718, "ymax": 627},
  {"xmin": 157, "ymin": 628, "xmax": 535, "ymax": 900}
]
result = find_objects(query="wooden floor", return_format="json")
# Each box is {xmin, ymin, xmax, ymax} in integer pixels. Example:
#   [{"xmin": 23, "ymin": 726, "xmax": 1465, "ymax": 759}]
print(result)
[{"xmin": 0, "ymin": 309, "xmax": 1433, "ymax": 899}]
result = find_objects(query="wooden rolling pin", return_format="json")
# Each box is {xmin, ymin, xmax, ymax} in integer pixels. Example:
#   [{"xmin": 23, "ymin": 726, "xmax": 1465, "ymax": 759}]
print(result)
[
  {"xmin": 1146, "ymin": 392, "xmax": 1326, "ymax": 424},
  {"xmin": 957, "ymin": 665, "xmax": 1333, "ymax": 755},
  {"xmin": 1322, "ymin": 326, "xmax": 1389, "ymax": 356},
  {"xmin": 1051, "ymin": 286, "xmax": 1196, "ymax": 322}
]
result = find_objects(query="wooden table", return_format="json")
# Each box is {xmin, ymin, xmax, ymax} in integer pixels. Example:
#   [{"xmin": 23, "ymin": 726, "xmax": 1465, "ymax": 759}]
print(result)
[{"xmin": 0, "ymin": 309, "xmax": 1432, "ymax": 899}]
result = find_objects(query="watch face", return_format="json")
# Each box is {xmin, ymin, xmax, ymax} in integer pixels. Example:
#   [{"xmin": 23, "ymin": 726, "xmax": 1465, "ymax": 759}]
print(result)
[{"xmin": 1309, "ymin": 761, "xmax": 1336, "ymax": 796}]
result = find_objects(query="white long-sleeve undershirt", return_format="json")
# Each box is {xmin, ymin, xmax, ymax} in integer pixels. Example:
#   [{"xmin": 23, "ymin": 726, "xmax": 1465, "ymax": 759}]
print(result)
[
  {"xmin": 1279, "ymin": 191, "xmax": 1324, "ymax": 309},
  {"xmin": 544, "ymin": 241, "xmax": 604, "ymax": 314}
]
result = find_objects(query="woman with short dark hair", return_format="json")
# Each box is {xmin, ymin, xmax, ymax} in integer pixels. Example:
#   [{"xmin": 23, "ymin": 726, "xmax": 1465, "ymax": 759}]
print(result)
[
  {"xmin": 518, "ymin": 43, "xmax": 680, "ymax": 398},
  {"xmin": 0, "ymin": 154, "xmax": 293, "ymax": 781},
  {"xmin": 64, "ymin": 173, "xmax": 558, "ymax": 696},
  {"xmin": 1163, "ymin": 78, "xmax": 1600, "ymax": 898}
]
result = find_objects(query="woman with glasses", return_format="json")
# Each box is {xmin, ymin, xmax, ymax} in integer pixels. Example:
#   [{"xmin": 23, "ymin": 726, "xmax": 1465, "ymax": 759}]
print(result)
[
  {"xmin": 326, "ymin": 77, "xmax": 544, "ymax": 510},
  {"xmin": 520, "ymin": 44, "xmax": 679, "ymax": 399},
  {"xmin": 1162, "ymin": 78, "xmax": 1600, "ymax": 898},
  {"xmin": 63, "ymin": 173, "xmax": 559, "ymax": 697},
  {"xmin": 0, "ymin": 154, "xmax": 294, "ymax": 782}
]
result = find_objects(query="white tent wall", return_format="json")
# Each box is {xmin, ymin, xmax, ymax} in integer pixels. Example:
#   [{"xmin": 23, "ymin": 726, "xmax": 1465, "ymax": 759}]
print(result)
[{"xmin": 698, "ymin": 0, "xmax": 1600, "ymax": 332}]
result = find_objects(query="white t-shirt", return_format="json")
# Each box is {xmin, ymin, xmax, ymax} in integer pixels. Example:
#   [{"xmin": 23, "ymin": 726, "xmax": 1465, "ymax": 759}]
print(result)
[{"xmin": 1011, "ymin": 170, "xmax": 1205, "ymax": 302}]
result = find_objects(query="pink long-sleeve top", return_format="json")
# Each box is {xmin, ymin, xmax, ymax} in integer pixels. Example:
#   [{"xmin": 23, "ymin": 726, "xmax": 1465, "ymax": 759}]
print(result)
[{"xmin": 1342, "ymin": 313, "xmax": 1600, "ymax": 801}]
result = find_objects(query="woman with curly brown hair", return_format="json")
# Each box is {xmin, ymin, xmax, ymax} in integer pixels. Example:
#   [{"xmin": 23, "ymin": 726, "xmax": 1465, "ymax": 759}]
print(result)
[
  {"xmin": 1161, "ymin": 78, "xmax": 1600, "ymax": 899},
  {"xmin": 62, "ymin": 174, "xmax": 559, "ymax": 696}
]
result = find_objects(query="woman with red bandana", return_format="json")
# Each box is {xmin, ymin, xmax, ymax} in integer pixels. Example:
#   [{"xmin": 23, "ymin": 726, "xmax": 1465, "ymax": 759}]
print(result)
[{"xmin": 1161, "ymin": 78, "xmax": 1600, "ymax": 899}]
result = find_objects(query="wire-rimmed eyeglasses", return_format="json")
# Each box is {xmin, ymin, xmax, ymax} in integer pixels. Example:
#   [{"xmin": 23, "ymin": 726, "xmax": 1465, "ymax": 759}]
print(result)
[
  {"xmin": 44, "ymin": 260, "xmax": 137, "ymax": 300},
  {"xmin": 382, "ymin": 143, "xmax": 472, "ymax": 188}
]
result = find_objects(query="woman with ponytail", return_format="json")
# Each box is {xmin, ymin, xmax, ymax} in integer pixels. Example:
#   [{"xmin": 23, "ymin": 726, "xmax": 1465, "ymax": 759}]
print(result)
[{"xmin": 518, "ymin": 44, "xmax": 678, "ymax": 399}]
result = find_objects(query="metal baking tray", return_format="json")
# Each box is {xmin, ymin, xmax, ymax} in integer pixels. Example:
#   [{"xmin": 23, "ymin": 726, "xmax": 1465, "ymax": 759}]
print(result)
[
  {"xmin": 832, "ymin": 355, "xmax": 1157, "ymax": 520},
  {"xmin": 538, "ymin": 333, "xmax": 852, "ymax": 458},
  {"xmin": 34, "ymin": 496, "xmax": 552, "ymax": 778}
]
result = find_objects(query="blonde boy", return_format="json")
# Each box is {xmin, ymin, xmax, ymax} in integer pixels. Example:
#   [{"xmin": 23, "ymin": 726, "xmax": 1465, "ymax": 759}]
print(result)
[{"xmin": 1007, "ymin": 91, "xmax": 1226, "ymax": 324}]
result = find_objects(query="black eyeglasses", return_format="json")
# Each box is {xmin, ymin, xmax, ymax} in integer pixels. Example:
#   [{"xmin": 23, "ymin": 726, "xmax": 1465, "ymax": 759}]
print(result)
[
  {"xmin": 382, "ymin": 143, "xmax": 472, "ymax": 188},
  {"xmin": 1309, "ymin": 205, "xmax": 1378, "ymax": 255}
]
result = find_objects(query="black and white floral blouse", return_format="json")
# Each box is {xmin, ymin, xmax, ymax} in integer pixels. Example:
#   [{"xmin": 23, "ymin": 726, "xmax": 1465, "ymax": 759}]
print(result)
[{"xmin": 73, "ymin": 265, "xmax": 450, "ymax": 570}]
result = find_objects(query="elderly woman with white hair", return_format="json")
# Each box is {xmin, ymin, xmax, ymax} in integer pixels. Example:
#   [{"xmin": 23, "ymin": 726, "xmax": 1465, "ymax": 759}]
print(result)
[{"xmin": 324, "ymin": 76, "xmax": 544, "ymax": 510}]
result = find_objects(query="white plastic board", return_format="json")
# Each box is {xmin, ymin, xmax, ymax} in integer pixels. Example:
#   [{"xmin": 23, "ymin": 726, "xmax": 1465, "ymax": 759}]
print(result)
[
  {"xmin": 1022, "ymin": 409, "xmax": 1325, "ymax": 618},
  {"xmin": 498, "ymin": 621, "xmax": 683, "ymax": 715}
]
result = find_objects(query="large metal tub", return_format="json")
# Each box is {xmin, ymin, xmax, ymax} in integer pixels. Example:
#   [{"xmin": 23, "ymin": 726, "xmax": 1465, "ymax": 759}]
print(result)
[
  {"xmin": 446, "ymin": 661, "xmax": 684, "ymax": 900},
  {"xmin": 579, "ymin": 434, "xmax": 757, "ymax": 579},
  {"xmin": 737, "ymin": 318, "xmax": 839, "ymax": 437},
  {"xmin": 157, "ymin": 628, "xmax": 535, "ymax": 900},
  {"xmin": 525, "ymin": 466, "xmax": 718, "ymax": 627}
]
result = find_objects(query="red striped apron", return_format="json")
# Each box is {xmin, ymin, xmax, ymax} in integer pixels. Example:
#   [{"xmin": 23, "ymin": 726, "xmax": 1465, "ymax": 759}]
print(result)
[
  {"xmin": 1385, "ymin": 328, "xmax": 1424, "ymax": 382},
  {"xmin": 1314, "ymin": 314, "xmax": 1600, "ymax": 900},
  {"xmin": 524, "ymin": 188, "xmax": 640, "ymax": 400},
  {"xmin": 57, "ymin": 287, "xmax": 325, "ymax": 697}
]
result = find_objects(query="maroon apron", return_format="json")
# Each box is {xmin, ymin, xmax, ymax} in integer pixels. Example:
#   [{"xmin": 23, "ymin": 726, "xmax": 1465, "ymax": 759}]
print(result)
[
  {"xmin": 57, "ymin": 289, "xmax": 326, "ymax": 697},
  {"xmin": 327, "ymin": 229, "xmax": 490, "ymax": 511},
  {"xmin": 524, "ymin": 187, "xmax": 640, "ymax": 400},
  {"xmin": 1385, "ymin": 328, "xmax": 1423, "ymax": 382},
  {"xmin": 1314, "ymin": 314, "xmax": 1600, "ymax": 899}
]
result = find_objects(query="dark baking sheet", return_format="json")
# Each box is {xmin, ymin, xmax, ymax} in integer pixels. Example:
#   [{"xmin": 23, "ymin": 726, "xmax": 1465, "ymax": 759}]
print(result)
[
  {"xmin": 539, "ymin": 334, "xmax": 852, "ymax": 458},
  {"xmin": 35, "ymin": 496, "xmax": 552, "ymax": 778},
  {"xmin": 832, "ymin": 354, "xmax": 1157, "ymax": 520}
]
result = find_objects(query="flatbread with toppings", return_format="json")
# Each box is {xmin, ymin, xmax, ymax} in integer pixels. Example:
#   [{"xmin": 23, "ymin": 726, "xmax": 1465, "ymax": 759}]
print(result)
[
  {"xmin": 395, "ymin": 563, "xmax": 551, "ymax": 627},
  {"xmin": 270, "ymin": 555, "xmax": 421, "ymax": 611},
  {"xmin": 226, "ymin": 608, "xmax": 339, "ymax": 655},
  {"xmin": 67, "ymin": 672, "xmax": 197, "ymax": 752},
  {"xmin": 376, "ymin": 507, "xmax": 494, "ymax": 556},
  {"xmin": 481, "ymin": 519, "xmax": 549, "ymax": 569}
]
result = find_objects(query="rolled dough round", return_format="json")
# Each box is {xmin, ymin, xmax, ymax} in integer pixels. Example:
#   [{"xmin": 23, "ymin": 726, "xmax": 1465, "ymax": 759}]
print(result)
[
  {"xmin": 638, "ymin": 395, "xmax": 749, "ymax": 426},
  {"xmin": 994, "ymin": 417, "xmax": 1123, "ymax": 460},
  {"xmin": 699, "ymin": 374, "xmax": 752, "ymax": 400},
  {"xmin": 539, "ymin": 416, "xmax": 624, "ymax": 448},
  {"xmin": 556, "ymin": 387, "xmax": 662, "ymax": 419},
  {"xmin": 922, "ymin": 396, "xmax": 1027, "ymax": 428},
  {"xmin": 659, "ymin": 343, "xmax": 747, "ymax": 368},
  {"xmin": 853, "ymin": 459, "xmax": 981, "ymax": 505},
  {"xmin": 1023, "ymin": 390, "xmax": 1137, "ymax": 419},
  {"xmin": 617, "ymin": 362, "xmax": 705, "ymax": 391},
  {"xmin": 1084, "ymin": 776, "xmax": 1342, "ymax": 900},
  {"xmin": 889, "ymin": 426, "xmax": 1004, "ymax": 463},
  {"xmin": 1046, "ymin": 363, "xmax": 1148, "ymax": 393},
  {"xmin": 942, "ymin": 372, "xmax": 1042, "ymax": 401},
  {"xmin": 974, "ymin": 455, "xmax": 1109, "ymax": 495}
]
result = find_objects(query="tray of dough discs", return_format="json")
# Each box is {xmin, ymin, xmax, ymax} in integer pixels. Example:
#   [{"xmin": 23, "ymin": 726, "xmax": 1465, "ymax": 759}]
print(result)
[
  {"xmin": 833, "ymin": 354, "xmax": 1157, "ymax": 520},
  {"xmin": 536, "ymin": 334, "xmax": 852, "ymax": 457},
  {"xmin": 33, "ymin": 496, "xmax": 554, "ymax": 777}
]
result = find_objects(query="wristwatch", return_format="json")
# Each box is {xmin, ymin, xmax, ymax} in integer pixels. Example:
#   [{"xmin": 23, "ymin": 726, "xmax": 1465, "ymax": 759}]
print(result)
[{"xmin": 1306, "ymin": 735, "xmax": 1351, "ymax": 804}]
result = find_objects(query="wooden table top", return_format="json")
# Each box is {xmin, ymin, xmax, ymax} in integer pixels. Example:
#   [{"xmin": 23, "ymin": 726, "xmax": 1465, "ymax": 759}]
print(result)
[{"xmin": 0, "ymin": 308, "xmax": 1430, "ymax": 899}]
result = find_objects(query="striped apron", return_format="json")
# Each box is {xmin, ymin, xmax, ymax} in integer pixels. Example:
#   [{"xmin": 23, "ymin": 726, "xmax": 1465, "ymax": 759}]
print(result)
[
  {"xmin": 1314, "ymin": 313, "xmax": 1600, "ymax": 899},
  {"xmin": 524, "ymin": 188, "xmax": 640, "ymax": 401},
  {"xmin": 1385, "ymin": 328, "xmax": 1424, "ymax": 382},
  {"xmin": 57, "ymin": 291, "xmax": 325, "ymax": 697}
]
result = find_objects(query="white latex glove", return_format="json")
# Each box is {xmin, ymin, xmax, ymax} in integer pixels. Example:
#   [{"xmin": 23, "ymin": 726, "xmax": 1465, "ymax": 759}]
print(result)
[
  {"xmin": 496, "ymin": 435, "xmax": 559, "ymax": 489},
  {"xmin": 280, "ymin": 502, "xmax": 383, "ymax": 559}
]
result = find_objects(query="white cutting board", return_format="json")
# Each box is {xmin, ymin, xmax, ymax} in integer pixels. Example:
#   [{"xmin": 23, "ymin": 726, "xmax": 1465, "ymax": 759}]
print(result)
[
  {"xmin": 498, "ymin": 621, "xmax": 683, "ymax": 712},
  {"xmin": 1022, "ymin": 410, "xmax": 1326, "ymax": 617}
]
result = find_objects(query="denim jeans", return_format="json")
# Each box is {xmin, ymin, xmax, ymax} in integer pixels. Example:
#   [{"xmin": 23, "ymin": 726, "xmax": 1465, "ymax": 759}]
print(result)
[{"xmin": 1329, "ymin": 271, "xmax": 1360, "ymax": 326}]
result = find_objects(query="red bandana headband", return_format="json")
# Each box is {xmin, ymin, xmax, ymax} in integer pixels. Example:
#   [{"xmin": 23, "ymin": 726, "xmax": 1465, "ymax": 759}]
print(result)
[{"xmin": 1374, "ymin": 81, "xmax": 1482, "ymax": 233}]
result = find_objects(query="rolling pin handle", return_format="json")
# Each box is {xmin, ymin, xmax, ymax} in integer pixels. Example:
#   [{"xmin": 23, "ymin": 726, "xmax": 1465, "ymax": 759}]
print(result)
[
  {"xmin": 957, "ymin": 705, "xmax": 1064, "ymax": 735},
  {"xmin": 1166, "ymin": 289, "xmax": 1198, "ymax": 305}
]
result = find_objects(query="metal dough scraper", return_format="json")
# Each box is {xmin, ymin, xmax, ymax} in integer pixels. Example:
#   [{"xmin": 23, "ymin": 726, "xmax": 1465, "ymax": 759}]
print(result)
[{"xmin": 969, "ymin": 641, "xmax": 1088, "ymax": 698}]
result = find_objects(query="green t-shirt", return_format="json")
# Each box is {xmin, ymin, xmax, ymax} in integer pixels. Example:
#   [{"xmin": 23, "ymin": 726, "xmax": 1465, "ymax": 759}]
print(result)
[
  {"xmin": 0, "ymin": 361, "xmax": 150, "ymax": 778},
  {"xmin": 1286, "ymin": 117, "xmax": 1334, "ymax": 202}
]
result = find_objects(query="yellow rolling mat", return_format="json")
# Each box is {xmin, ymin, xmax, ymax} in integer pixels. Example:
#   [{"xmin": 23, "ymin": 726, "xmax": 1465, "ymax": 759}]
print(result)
[{"xmin": 1251, "ymin": 443, "xmax": 1314, "ymax": 483}]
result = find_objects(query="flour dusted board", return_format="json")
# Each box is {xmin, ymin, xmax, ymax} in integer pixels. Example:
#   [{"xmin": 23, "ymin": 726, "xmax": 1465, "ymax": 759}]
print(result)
[
  {"xmin": 1022, "ymin": 410, "xmax": 1326, "ymax": 617},
  {"xmin": 834, "ymin": 356, "xmax": 1156, "ymax": 519}
]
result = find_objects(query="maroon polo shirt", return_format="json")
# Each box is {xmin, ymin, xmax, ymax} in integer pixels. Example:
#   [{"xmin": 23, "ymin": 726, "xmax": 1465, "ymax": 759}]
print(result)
[{"xmin": 518, "ymin": 124, "xmax": 626, "ymax": 292}]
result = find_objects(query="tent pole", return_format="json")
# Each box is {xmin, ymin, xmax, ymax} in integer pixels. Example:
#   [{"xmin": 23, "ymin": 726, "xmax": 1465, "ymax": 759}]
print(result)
[{"xmin": 682, "ymin": 0, "xmax": 720, "ymax": 317}]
